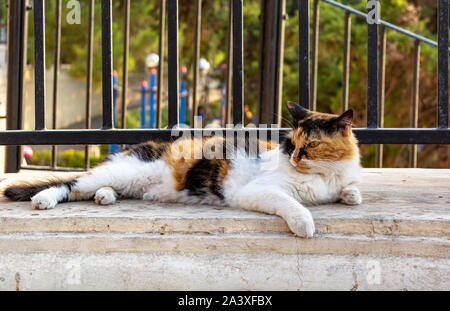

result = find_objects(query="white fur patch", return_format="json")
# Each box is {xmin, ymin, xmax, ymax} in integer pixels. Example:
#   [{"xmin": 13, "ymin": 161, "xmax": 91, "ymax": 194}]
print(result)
[
  {"xmin": 31, "ymin": 186, "xmax": 68, "ymax": 210},
  {"xmin": 340, "ymin": 185, "xmax": 362, "ymax": 205},
  {"xmin": 94, "ymin": 187, "xmax": 117, "ymax": 205}
]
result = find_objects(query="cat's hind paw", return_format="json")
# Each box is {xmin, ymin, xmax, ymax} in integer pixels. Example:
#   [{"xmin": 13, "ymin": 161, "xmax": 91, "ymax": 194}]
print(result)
[
  {"xmin": 94, "ymin": 187, "xmax": 117, "ymax": 205},
  {"xmin": 31, "ymin": 192, "xmax": 58, "ymax": 210},
  {"xmin": 340, "ymin": 186, "xmax": 362, "ymax": 205}
]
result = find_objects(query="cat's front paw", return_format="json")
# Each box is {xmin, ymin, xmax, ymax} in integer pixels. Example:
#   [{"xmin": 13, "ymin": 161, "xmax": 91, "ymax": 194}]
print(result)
[
  {"xmin": 285, "ymin": 210, "xmax": 315, "ymax": 238},
  {"xmin": 340, "ymin": 186, "xmax": 362, "ymax": 205},
  {"xmin": 142, "ymin": 192, "xmax": 156, "ymax": 201}
]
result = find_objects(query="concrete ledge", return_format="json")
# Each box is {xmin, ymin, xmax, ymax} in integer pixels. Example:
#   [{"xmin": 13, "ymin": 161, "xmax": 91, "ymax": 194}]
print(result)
[
  {"xmin": 0, "ymin": 252, "xmax": 448, "ymax": 291},
  {"xmin": 0, "ymin": 169, "xmax": 449, "ymax": 237},
  {"xmin": 0, "ymin": 232, "xmax": 447, "ymax": 258},
  {"xmin": 0, "ymin": 253, "xmax": 448, "ymax": 291},
  {"xmin": 0, "ymin": 203, "xmax": 448, "ymax": 237},
  {"xmin": 0, "ymin": 169, "xmax": 448, "ymax": 290}
]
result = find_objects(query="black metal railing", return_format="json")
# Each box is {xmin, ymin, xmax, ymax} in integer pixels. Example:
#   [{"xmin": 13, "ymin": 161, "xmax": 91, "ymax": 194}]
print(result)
[
  {"xmin": 3, "ymin": 0, "xmax": 450, "ymax": 173},
  {"xmin": 319, "ymin": 0, "xmax": 450, "ymax": 167}
]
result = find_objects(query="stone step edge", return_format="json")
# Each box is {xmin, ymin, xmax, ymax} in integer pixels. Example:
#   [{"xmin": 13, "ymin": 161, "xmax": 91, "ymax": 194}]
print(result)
[
  {"xmin": 0, "ymin": 232, "xmax": 447, "ymax": 258},
  {"xmin": 0, "ymin": 216, "xmax": 448, "ymax": 237}
]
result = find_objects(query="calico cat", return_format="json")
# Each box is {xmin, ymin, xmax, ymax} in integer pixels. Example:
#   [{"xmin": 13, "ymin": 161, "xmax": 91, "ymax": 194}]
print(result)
[{"xmin": 3, "ymin": 102, "xmax": 362, "ymax": 238}]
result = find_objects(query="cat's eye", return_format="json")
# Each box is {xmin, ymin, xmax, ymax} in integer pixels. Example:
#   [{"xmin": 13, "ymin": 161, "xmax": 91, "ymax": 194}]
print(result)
[{"xmin": 308, "ymin": 141, "xmax": 320, "ymax": 148}]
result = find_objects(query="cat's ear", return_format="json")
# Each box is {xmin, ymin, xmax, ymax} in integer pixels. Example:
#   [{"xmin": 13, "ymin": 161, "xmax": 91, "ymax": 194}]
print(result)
[
  {"xmin": 334, "ymin": 109, "xmax": 353, "ymax": 136},
  {"xmin": 286, "ymin": 101, "xmax": 309, "ymax": 121}
]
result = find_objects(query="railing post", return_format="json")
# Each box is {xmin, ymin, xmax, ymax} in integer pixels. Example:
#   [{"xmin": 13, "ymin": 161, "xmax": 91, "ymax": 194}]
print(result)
[
  {"xmin": 51, "ymin": 0, "xmax": 62, "ymax": 168},
  {"xmin": 232, "ymin": 0, "xmax": 244, "ymax": 125},
  {"xmin": 298, "ymin": 0, "xmax": 310, "ymax": 109},
  {"xmin": 84, "ymin": 0, "xmax": 94, "ymax": 169},
  {"xmin": 121, "ymin": 0, "xmax": 130, "ymax": 129},
  {"xmin": 5, "ymin": 0, "xmax": 28, "ymax": 173},
  {"xmin": 156, "ymin": 0, "xmax": 166, "ymax": 128},
  {"xmin": 168, "ymin": 0, "xmax": 180, "ymax": 128},
  {"xmin": 366, "ymin": 0, "xmax": 378, "ymax": 129},
  {"xmin": 376, "ymin": 25, "xmax": 386, "ymax": 168},
  {"xmin": 101, "ymin": 0, "xmax": 113, "ymax": 129},
  {"xmin": 258, "ymin": 0, "xmax": 286, "ymax": 126},
  {"xmin": 191, "ymin": 0, "xmax": 202, "ymax": 127},
  {"xmin": 276, "ymin": 0, "xmax": 287, "ymax": 125},
  {"xmin": 410, "ymin": 40, "xmax": 421, "ymax": 168},
  {"xmin": 342, "ymin": 11, "xmax": 351, "ymax": 112},
  {"xmin": 225, "ymin": 0, "xmax": 233, "ymax": 125},
  {"xmin": 311, "ymin": 0, "xmax": 320, "ymax": 111},
  {"xmin": 437, "ymin": 0, "xmax": 449, "ymax": 129},
  {"xmin": 34, "ymin": 0, "xmax": 46, "ymax": 131}
]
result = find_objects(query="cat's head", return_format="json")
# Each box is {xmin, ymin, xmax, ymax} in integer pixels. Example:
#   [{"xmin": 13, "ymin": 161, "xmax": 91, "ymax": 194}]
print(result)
[{"xmin": 282, "ymin": 101, "xmax": 359, "ymax": 173}]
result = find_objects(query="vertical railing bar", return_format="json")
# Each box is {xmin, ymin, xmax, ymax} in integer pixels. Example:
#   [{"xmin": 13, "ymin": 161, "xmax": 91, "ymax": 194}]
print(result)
[
  {"xmin": 156, "ymin": 0, "xmax": 166, "ymax": 128},
  {"xmin": 84, "ymin": 0, "xmax": 94, "ymax": 169},
  {"xmin": 5, "ymin": 0, "xmax": 28, "ymax": 173},
  {"xmin": 298, "ymin": 0, "xmax": 310, "ymax": 109},
  {"xmin": 342, "ymin": 11, "xmax": 351, "ymax": 112},
  {"xmin": 257, "ymin": 0, "xmax": 276, "ymax": 126},
  {"xmin": 437, "ymin": 0, "xmax": 449, "ymax": 128},
  {"xmin": 310, "ymin": 0, "xmax": 319, "ymax": 111},
  {"xmin": 34, "ymin": 0, "xmax": 46, "ymax": 130},
  {"xmin": 51, "ymin": 0, "xmax": 62, "ymax": 168},
  {"xmin": 366, "ymin": 0, "xmax": 378, "ymax": 128},
  {"xmin": 191, "ymin": 0, "xmax": 202, "ymax": 127},
  {"xmin": 225, "ymin": 0, "xmax": 233, "ymax": 125},
  {"xmin": 410, "ymin": 40, "xmax": 421, "ymax": 168},
  {"xmin": 376, "ymin": 25, "xmax": 386, "ymax": 168},
  {"xmin": 275, "ymin": 0, "xmax": 287, "ymax": 126},
  {"xmin": 232, "ymin": 0, "xmax": 244, "ymax": 125},
  {"xmin": 120, "ymin": 0, "xmax": 130, "ymax": 129},
  {"xmin": 101, "ymin": 0, "xmax": 113, "ymax": 129},
  {"xmin": 168, "ymin": 0, "xmax": 179, "ymax": 128}
]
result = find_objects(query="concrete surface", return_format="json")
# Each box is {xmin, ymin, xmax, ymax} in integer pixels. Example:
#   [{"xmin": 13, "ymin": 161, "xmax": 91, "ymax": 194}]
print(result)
[
  {"xmin": 0, "ymin": 169, "xmax": 448, "ymax": 237},
  {"xmin": 0, "ymin": 168, "xmax": 448, "ymax": 290},
  {"xmin": 0, "ymin": 253, "xmax": 448, "ymax": 291}
]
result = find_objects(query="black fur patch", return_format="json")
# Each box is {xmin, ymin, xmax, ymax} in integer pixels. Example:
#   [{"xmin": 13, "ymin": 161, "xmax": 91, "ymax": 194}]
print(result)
[
  {"xmin": 297, "ymin": 117, "xmax": 339, "ymax": 136},
  {"xmin": 281, "ymin": 132, "xmax": 295, "ymax": 156},
  {"xmin": 184, "ymin": 159, "xmax": 226, "ymax": 199},
  {"xmin": 128, "ymin": 142, "xmax": 168, "ymax": 162},
  {"xmin": 3, "ymin": 179, "xmax": 76, "ymax": 202}
]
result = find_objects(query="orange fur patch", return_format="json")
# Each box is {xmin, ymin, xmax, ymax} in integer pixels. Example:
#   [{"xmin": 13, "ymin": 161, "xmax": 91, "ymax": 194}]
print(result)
[
  {"xmin": 164, "ymin": 136, "xmax": 231, "ymax": 192},
  {"xmin": 217, "ymin": 160, "xmax": 229, "ymax": 186}
]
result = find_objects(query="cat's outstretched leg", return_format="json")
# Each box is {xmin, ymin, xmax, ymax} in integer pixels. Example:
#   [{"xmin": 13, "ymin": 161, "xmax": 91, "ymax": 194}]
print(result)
[
  {"xmin": 30, "ymin": 174, "xmax": 107, "ymax": 210},
  {"xmin": 340, "ymin": 185, "xmax": 362, "ymax": 205},
  {"xmin": 30, "ymin": 174, "xmax": 121, "ymax": 210},
  {"xmin": 30, "ymin": 160, "xmax": 131, "ymax": 209},
  {"xmin": 233, "ymin": 184, "xmax": 315, "ymax": 238}
]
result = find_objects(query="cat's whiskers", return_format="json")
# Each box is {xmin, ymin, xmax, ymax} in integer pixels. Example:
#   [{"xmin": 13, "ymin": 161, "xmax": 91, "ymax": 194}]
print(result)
[{"xmin": 273, "ymin": 112, "xmax": 294, "ymax": 128}]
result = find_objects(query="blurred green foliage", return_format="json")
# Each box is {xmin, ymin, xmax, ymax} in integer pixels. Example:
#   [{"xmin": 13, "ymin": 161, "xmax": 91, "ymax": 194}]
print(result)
[{"xmin": 30, "ymin": 149, "xmax": 106, "ymax": 168}]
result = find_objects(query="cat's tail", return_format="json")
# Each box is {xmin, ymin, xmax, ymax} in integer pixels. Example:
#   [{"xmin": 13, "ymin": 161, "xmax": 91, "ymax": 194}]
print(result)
[{"xmin": 2, "ymin": 175, "xmax": 81, "ymax": 201}]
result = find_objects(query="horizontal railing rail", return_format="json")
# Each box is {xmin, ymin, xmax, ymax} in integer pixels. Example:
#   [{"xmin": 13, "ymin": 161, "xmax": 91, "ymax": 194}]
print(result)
[
  {"xmin": 0, "ymin": 128, "xmax": 448, "ymax": 145},
  {"xmin": 323, "ymin": 0, "xmax": 450, "ymax": 51},
  {"xmin": 2, "ymin": 0, "xmax": 449, "ymax": 173}
]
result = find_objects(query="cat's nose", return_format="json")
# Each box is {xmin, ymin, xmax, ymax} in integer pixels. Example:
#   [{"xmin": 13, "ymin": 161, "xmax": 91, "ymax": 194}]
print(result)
[{"xmin": 293, "ymin": 157, "xmax": 300, "ymax": 163}]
